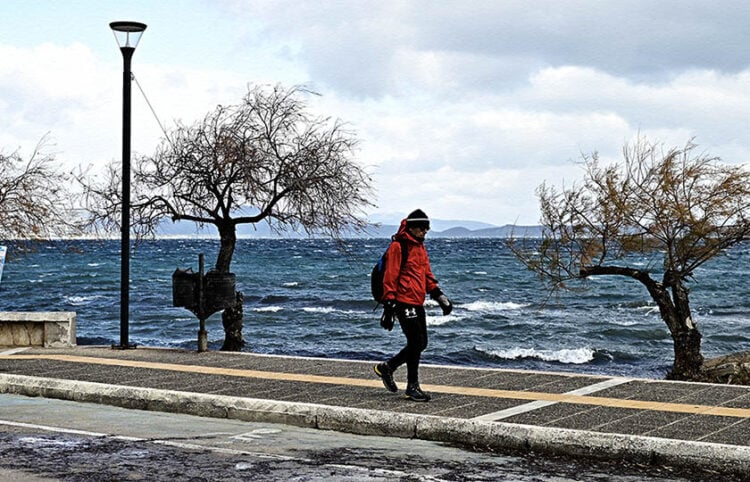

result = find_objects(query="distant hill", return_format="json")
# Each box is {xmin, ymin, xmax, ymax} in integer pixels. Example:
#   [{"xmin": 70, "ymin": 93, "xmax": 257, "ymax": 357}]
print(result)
[
  {"xmin": 156, "ymin": 219, "xmax": 543, "ymax": 239},
  {"xmin": 436, "ymin": 225, "xmax": 542, "ymax": 238}
]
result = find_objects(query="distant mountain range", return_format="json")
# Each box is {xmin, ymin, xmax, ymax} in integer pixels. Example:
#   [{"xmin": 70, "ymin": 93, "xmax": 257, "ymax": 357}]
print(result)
[
  {"xmin": 157, "ymin": 219, "xmax": 543, "ymax": 239},
  {"xmin": 360, "ymin": 222, "xmax": 543, "ymax": 239},
  {"xmin": 432, "ymin": 224, "xmax": 543, "ymax": 238}
]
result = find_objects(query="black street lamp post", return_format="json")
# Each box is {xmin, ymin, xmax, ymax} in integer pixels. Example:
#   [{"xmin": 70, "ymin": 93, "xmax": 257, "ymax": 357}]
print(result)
[{"xmin": 110, "ymin": 21, "xmax": 147, "ymax": 349}]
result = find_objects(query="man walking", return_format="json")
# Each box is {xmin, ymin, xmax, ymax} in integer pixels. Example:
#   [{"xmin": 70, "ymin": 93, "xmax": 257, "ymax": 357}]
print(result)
[{"xmin": 374, "ymin": 209, "xmax": 453, "ymax": 402}]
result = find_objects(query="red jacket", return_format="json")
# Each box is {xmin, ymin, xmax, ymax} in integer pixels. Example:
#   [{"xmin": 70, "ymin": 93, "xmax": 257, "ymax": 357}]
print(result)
[{"xmin": 382, "ymin": 219, "xmax": 439, "ymax": 305}]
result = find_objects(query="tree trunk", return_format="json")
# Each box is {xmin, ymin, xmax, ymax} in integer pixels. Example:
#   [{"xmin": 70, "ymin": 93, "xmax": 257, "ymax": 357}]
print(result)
[
  {"xmin": 216, "ymin": 222, "xmax": 245, "ymax": 351},
  {"xmin": 667, "ymin": 329, "xmax": 703, "ymax": 380},
  {"xmin": 215, "ymin": 223, "xmax": 237, "ymax": 273},
  {"xmin": 665, "ymin": 276, "xmax": 704, "ymax": 380},
  {"xmin": 580, "ymin": 265, "xmax": 705, "ymax": 381},
  {"xmin": 220, "ymin": 291, "xmax": 245, "ymax": 351}
]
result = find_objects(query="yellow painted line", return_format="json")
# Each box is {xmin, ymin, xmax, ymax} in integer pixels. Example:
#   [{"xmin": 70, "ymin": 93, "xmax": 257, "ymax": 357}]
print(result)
[
  {"xmin": 4, "ymin": 354, "xmax": 750, "ymax": 419},
  {"xmin": 2, "ymin": 354, "xmax": 384, "ymax": 388}
]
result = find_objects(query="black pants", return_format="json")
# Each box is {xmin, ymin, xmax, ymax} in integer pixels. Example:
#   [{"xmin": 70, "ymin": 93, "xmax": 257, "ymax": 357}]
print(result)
[{"xmin": 387, "ymin": 303, "xmax": 427, "ymax": 384}]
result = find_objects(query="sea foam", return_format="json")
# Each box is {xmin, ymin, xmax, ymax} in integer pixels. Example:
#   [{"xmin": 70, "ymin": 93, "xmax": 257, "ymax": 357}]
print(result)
[
  {"xmin": 462, "ymin": 300, "xmax": 527, "ymax": 312},
  {"xmin": 481, "ymin": 346, "xmax": 596, "ymax": 364}
]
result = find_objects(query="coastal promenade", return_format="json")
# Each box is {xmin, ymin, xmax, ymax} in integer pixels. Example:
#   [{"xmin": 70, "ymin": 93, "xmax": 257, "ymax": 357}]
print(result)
[{"xmin": 1, "ymin": 346, "xmax": 750, "ymax": 477}]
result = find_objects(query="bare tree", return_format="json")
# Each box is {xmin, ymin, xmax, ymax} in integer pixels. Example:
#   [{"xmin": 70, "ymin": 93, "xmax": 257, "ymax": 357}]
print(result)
[
  {"xmin": 0, "ymin": 137, "xmax": 80, "ymax": 245},
  {"xmin": 78, "ymin": 84, "xmax": 373, "ymax": 350},
  {"xmin": 509, "ymin": 137, "xmax": 750, "ymax": 381}
]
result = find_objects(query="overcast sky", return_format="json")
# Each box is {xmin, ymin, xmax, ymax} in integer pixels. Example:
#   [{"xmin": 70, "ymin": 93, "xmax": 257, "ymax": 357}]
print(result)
[{"xmin": 2, "ymin": 0, "xmax": 750, "ymax": 226}]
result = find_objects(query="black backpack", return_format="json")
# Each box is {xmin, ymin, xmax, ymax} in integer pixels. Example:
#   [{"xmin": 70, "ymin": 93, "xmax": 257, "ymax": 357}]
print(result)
[{"xmin": 371, "ymin": 239, "xmax": 408, "ymax": 303}]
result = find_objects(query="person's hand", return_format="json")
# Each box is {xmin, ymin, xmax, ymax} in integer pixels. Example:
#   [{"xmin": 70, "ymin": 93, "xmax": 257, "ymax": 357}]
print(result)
[
  {"xmin": 437, "ymin": 294, "xmax": 452, "ymax": 315},
  {"xmin": 430, "ymin": 288, "xmax": 453, "ymax": 316},
  {"xmin": 380, "ymin": 300, "xmax": 396, "ymax": 331}
]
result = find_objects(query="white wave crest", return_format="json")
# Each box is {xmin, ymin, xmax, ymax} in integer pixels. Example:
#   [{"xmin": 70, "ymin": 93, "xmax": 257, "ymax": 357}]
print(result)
[
  {"xmin": 635, "ymin": 305, "xmax": 660, "ymax": 315},
  {"xmin": 283, "ymin": 282, "xmax": 299, "ymax": 287},
  {"xmin": 426, "ymin": 314, "xmax": 462, "ymax": 326},
  {"xmin": 611, "ymin": 317, "xmax": 641, "ymax": 326},
  {"xmin": 65, "ymin": 295, "xmax": 101, "ymax": 306},
  {"xmin": 302, "ymin": 306, "xmax": 358, "ymax": 315},
  {"xmin": 483, "ymin": 346, "xmax": 596, "ymax": 364},
  {"xmin": 462, "ymin": 301, "xmax": 527, "ymax": 312},
  {"xmin": 253, "ymin": 306, "xmax": 283, "ymax": 312}
]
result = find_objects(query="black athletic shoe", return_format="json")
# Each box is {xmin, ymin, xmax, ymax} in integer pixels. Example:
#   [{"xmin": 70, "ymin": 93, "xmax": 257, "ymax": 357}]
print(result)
[
  {"xmin": 374, "ymin": 363, "xmax": 398, "ymax": 392},
  {"xmin": 404, "ymin": 383, "xmax": 431, "ymax": 402}
]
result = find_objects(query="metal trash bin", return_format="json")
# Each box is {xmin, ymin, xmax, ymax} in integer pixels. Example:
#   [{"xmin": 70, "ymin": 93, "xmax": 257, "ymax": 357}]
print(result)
[
  {"xmin": 171, "ymin": 254, "xmax": 238, "ymax": 353},
  {"xmin": 172, "ymin": 268, "xmax": 198, "ymax": 309},
  {"xmin": 205, "ymin": 270, "xmax": 236, "ymax": 313}
]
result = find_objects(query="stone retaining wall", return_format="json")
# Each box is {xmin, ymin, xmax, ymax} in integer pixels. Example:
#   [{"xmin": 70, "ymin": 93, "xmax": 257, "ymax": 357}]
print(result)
[{"xmin": 0, "ymin": 312, "xmax": 76, "ymax": 348}]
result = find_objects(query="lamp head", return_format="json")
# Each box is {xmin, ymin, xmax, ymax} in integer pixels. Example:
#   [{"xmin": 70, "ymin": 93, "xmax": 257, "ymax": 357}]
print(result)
[{"xmin": 109, "ymin": 21, "xmax": 147, "ymax": 49}]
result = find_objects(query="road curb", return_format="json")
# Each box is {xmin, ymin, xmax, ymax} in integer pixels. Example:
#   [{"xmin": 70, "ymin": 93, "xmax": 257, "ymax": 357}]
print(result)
[{"xmin": 2, "ymin": 373, "xmax": 749, "ymax": 476}]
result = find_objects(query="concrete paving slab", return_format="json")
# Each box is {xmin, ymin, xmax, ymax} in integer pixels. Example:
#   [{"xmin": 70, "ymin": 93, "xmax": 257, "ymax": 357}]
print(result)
[
  {"xmin": 701, "ymin": 419, "xmax": 750, "ymax": 445},
  {"xmin": 593, "ymin": 380, "xmax": 702, "ymax": 402}
]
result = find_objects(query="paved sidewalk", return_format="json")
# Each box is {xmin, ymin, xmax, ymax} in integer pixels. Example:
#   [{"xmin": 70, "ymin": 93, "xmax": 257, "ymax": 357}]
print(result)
[{"xmin": 1, "ymin": 346, "xmax": 750, "ymax": 477}]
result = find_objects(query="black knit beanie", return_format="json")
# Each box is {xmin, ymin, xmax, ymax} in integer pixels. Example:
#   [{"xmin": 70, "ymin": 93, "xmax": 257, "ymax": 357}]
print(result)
[{"xmin": 406, "ymin": 209, "xmax": 430, "ymax": 230}]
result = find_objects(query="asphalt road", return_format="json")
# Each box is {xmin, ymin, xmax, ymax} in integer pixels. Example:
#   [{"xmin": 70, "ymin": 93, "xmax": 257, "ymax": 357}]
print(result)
[{"xmin": 0, "ymin": 394, "xmax": 729, "ymax": 481}]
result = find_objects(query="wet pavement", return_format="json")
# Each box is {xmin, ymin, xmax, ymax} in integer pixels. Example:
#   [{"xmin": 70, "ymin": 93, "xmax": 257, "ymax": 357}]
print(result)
[
  {"xmin": 3, "ymin": 393, "xmax": 703, "ymax": 481},
  {"xmin": 1, "ymin": 346, "xmax": 749, "ymax": 478}
]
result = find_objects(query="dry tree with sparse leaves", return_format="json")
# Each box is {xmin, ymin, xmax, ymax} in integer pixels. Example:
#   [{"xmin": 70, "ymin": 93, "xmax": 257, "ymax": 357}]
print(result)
[
  {"xmin": 509, "ymin": 137, "xmax": 750, "ymax": 381},
  {"xmin": 77, "ymin": 85, "xmax": 373, "ymax": 351},
  {"xmin": 0, "ymin": 137, "xmax": 81, "ymax": 248}
]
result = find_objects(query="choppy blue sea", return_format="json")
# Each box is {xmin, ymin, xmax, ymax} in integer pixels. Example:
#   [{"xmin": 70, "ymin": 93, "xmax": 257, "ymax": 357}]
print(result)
[{"xmin": 1, "ymin": 237, "xmax": 749, "ymax": 380}]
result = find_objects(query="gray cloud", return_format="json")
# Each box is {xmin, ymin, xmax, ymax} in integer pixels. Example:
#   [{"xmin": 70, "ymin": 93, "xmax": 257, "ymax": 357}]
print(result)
[
  {"xmin": 411, "ymin": 1, "xmax": 750, "ymax": 74},
  {"xmin": 6, "ymin": 0, "xmax": 749, "ymax": 225},
  {"xmin": 230, "ymin": 0, "xmax": 750, "ymax": 98}
]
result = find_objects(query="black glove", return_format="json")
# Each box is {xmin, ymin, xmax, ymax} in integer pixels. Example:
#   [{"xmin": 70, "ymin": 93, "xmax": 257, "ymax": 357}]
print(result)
[
  {"xmin": 429, "ymin": 288, "xmax": 453, "ymax": 316},
  {"xmin": 380, "ymin": 300, "xmax": 397, "ymax": 331}
]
